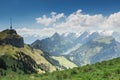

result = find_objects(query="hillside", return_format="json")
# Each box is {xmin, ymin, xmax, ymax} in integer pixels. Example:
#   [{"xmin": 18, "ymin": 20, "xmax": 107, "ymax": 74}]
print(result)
[
  {"xmin": 0, "ymin": 29, "xmax": 57, "ymax": 74},
  {"xmin": 0, "ymin": 44, "xmax": 57, "ymax": 74},
  {"xmin": 1, "ymin": 56, "xmax": 120, "ymax": 80}
]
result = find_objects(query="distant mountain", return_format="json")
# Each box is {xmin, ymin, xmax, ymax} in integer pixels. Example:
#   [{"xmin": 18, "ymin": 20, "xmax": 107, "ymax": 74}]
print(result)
[
  {"xmin": 31, "ymin": 32, "xmax": 75, "ymax": 56},
  {"xmin": 65, "ymin": 35, "xmax": 120, "ymax": 66},
  {"xmin": 31, "ymin": 31, "xmax": 120, "ymax": 66},
  {"xmin": 31, "ymin": 31, "xmax": 100, "ymax": 56},
  {"xmin": 76, "ymin": 31, "xmax": 90, "ymax": 44},
  {"xmin": 62, "ymin": 32, "xmax": 78, "ymax": 42},
  {"xmin": 76, "ymin": 31, "xmax": 100, "ymax": 44}
]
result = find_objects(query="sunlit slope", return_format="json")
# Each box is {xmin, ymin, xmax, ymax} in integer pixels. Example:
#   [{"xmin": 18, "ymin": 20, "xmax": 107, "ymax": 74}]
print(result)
[
  {"xmin": 52, "ymin": 56, "xmax": 77, "ymax": 69},
  {"xmin": 0, "ymin": 44, "xmax": 56, "ymax": 73}
]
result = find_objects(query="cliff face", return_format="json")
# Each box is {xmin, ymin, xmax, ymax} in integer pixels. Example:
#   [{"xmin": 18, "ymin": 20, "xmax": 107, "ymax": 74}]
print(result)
[{"xmin": 0, "ymin": 29, "xmax": 24, "ymax": 48}]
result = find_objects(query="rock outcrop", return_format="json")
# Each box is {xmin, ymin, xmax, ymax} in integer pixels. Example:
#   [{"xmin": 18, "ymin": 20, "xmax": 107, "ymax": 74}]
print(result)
[{"xmin": 0, "ymin": 29, "xmax": 24, "ymax": 48}]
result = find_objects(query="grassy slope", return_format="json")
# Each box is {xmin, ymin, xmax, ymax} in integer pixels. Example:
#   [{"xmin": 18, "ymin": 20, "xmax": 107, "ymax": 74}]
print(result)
[
  {"xmin": 52, "ymin": 56, "xmax": 77, "ymax": 69},
  {"xmin": 1, "ymin": 56, "xmax": 120, "ymax": 80},
  {"xmin": 0, "ymin": 44, "xmax": 56, "ymax": 73}
]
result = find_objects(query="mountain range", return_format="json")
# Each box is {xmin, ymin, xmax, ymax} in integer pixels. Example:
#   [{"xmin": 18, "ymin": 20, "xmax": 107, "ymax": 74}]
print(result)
[
  {"xmin": 1, "ymin": 28, "xmax": 120, "ymax": 75},
  {"xmin": 31, "ymin": 31, "xmax": 120, "ymax": 66}
]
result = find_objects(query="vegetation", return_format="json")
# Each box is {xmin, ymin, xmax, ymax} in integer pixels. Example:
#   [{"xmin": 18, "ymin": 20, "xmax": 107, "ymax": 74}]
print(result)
[
  {"xmin": 1, "ymin": 56, "xmax": 120, "ymax": 80},
  {"xmin": 0, "ymin": 44, "xmax": 56, "ymax": 74}
]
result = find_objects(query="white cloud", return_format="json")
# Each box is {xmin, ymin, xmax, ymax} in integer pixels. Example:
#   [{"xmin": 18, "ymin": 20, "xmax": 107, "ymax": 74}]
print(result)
[
  {"xmin": 66, "ymin": 9, "xmax": 105, "ymax": 27},
  {"xmin": 36, "ymin": 12, "xmax": 65, "ymax": 26},
  {"xmin": 103, "ymin": 12, "xmax": 120, "ymax": 28},
  {"xmin": 17, "ymin": 10, "xmax": 120, "ymax": 39}
]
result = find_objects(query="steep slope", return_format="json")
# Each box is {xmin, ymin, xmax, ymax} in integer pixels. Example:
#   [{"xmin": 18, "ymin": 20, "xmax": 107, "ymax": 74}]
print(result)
[
  {"xmin": 0, "ymin": 29, "xmax": 57, "ymax": 74},
  {"xmin": 0, "ymin": 44, "xmax": 56, "ymax": 73}
]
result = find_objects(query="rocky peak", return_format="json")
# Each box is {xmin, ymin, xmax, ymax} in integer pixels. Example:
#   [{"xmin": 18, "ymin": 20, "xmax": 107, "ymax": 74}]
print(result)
[
  {"xmin": 52, "ymin": 32, "xmax": 60, "ymax": 38},
  {"xmin": 51, "ymin": 32, "xmax": 61, "ymax": 41},
  {"xmin": 0, "ymin": 29, "xmax": 24, "ymax": 48}
]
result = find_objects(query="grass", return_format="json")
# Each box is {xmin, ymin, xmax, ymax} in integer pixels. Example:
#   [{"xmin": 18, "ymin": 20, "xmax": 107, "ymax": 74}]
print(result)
[
  {"xmin": 1, "ymin": 56, "xmax": 120, "ymax": 80},
  {"xmin": 0, "ymin": 44, "xmax": 56, "ymax": 73}
]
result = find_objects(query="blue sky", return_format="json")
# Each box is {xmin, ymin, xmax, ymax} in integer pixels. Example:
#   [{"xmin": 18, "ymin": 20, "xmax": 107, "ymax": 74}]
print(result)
[
  {"xmin": 0, "ymin": 0, "xmax": 120, "ymax": 43},
  {"xmin": 0, "ymin": 0, "xmax": 120, "ymax": 28}
]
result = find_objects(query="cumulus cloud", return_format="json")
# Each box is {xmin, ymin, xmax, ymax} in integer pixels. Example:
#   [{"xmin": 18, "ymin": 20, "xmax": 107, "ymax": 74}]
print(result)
[
  {"xmin": 65, "ymin": 9, "xmax": 105, "ymax": 27},
  {"xmin": 103, "ymin": 12, "xmax": 120, "ymax": 28},
  {"xmin": 36, "ymin": 12, "xmax": 65, "ymax": 26},
  {"xmin": 18, "ymin": 9, "xmax": 120, "ymax": 39}
]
